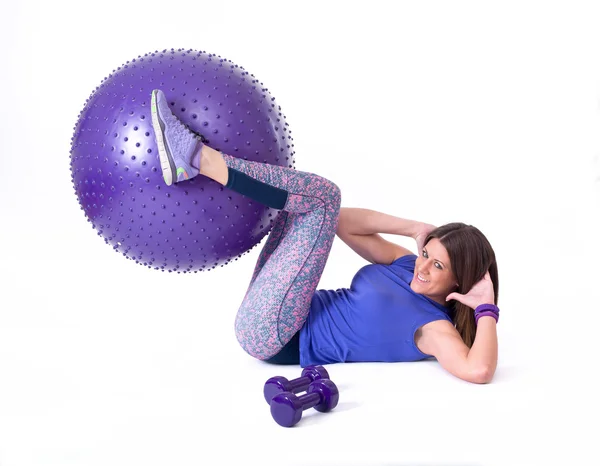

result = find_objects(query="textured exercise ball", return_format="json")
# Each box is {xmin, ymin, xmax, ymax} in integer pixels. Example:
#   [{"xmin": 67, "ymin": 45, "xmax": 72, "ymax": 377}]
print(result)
[{"xmin": 70, "ymin": 48, "xmax": 295, "ymax": 273}]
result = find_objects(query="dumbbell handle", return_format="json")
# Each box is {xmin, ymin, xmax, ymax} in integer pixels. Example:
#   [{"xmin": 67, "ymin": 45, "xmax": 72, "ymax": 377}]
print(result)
[
  {"xmin": 287, "ymin": 377, "xmax": 313, "ymax": 393},
  {"xmin": 296, "ymin": 391, "xmax": 322, "ymax": 411}
]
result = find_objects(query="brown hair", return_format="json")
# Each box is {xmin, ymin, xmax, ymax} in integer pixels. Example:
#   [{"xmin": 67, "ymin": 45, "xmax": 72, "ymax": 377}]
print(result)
[{"xmin": 424, "ymin": 222, "xmax": 499, "ymax": 348}]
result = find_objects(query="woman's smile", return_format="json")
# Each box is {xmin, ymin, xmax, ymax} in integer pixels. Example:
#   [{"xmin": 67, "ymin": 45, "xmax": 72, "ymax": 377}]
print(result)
[{"xmin": 416, "ymin": 273, "xmax": 430, "ymax": 284}]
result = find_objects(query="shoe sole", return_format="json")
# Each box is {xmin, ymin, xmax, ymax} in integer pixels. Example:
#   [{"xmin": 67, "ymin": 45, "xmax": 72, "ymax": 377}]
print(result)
[{"xmin": 151, "ymin": 90, "xmax": 176, "ymax": 186}]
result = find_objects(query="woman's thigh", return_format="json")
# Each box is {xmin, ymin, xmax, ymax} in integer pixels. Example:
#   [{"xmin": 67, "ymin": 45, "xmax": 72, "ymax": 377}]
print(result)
[{"xmin": 234, "ymin": 181, "xmax": 341, "ymax": 360}]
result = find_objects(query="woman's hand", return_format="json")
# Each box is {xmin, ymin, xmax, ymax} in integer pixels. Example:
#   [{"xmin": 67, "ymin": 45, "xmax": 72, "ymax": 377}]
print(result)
[
  {"xmin": 413, "ymin": 222, "xmax": 437, "ymax": 254},
  {"xmin": 446, "ymin": 271, "xmax": 495, "ymax": 310}
]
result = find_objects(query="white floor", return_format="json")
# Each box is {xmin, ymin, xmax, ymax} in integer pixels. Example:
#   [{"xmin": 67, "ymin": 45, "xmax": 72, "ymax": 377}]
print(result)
[{"xmin": 1, "ymin": 1, "xmax": 599, "ymax": 465}]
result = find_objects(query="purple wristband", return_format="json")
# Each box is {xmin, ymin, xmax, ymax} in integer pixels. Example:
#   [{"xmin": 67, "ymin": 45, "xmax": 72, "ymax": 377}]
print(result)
[{"xmin": 474, "ymin": 303, "xmax": 499, "ymax": 325}]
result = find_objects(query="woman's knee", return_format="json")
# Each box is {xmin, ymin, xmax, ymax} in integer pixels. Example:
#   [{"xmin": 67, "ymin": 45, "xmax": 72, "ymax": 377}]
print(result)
[{"xmin": 318, "ymin": 177, "xmax": 341, "ymax": 212}]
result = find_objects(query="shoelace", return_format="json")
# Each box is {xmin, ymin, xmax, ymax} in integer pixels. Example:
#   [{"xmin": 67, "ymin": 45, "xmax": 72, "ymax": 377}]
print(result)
[{"xmin": 186, "ymin": 126, "xmax": 208, "ymax": 145}]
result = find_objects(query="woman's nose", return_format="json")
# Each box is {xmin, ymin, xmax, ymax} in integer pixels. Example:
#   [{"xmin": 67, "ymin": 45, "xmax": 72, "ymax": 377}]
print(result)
[{"xmin": 419, "ymin": 260, "xmax": 433, "ymax": 273}]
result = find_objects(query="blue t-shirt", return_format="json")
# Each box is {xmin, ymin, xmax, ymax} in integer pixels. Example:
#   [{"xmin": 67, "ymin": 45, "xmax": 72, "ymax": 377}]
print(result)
[{"xmin": 299, "ymin": 254, "xmax": 454, "ymax": 366}]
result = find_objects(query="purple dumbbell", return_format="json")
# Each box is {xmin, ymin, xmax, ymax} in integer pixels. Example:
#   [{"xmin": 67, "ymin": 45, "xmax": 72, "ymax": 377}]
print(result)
[
  {"xmin": 270, "ymin": 379, "xmax": 339, "ymax": 427},
  {"xmin": 263, "ymin": 365, "xmax": 330, "ymax": 404}
]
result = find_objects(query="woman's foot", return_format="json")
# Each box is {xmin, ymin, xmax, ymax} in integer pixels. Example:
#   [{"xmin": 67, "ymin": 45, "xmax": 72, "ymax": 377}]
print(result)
[{"xmin": 150, "ymin": 89, "xmax": 205, "ymax": 186}]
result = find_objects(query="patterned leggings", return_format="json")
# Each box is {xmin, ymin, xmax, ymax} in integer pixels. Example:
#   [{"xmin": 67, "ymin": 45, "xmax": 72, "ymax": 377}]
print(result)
[{"xmin": 221, "ymin": 153, "xmax": 342, "ymax": 360}]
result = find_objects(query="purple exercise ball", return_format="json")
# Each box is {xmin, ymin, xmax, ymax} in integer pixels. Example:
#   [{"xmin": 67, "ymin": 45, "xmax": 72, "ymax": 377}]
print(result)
[{"xmin": 70, "ymin": 48, "xmax": 296, "ymax": 273}]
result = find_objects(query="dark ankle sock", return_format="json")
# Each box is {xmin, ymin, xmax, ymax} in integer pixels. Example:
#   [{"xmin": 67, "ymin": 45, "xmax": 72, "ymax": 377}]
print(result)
[{"xmin": 225, "ymin": 166, "xmax": 288, "ymax": 209}]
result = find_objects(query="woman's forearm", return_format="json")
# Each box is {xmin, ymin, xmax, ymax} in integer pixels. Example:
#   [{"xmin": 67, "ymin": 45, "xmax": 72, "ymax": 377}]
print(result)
[
  {"xmin": 467, "ymin": 317, "xmax": 498, "ymax": 382},
  {"xmin": 337, "ymin": 207, "xmax": 422, "ymax": 237}
]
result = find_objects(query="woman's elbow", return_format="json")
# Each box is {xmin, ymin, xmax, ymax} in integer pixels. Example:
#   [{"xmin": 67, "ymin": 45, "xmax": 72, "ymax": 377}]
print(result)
[
  {"xmin": 472, "ymin": 366, "xmax": 494, "ymax": 384},
  {"xmin": 462, "ymin": 366, "xmax": 494, "ymax": 384}
]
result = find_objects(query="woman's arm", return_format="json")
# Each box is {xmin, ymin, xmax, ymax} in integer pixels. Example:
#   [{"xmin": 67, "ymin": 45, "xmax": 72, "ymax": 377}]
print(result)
[
  {"xmin": 466, "ymin": 316, "xmax": 498, "ymax": 382},
  {"xmin": 420, "ymin": 320, "xmax": 496, "ymax": 384},
  {"xmin": 337, "ymin": 207, "xmax": 423, "ymax": 237},
  {"xmin": 445, "ymin": 274, "xmax": 498, "ymax": 383}
]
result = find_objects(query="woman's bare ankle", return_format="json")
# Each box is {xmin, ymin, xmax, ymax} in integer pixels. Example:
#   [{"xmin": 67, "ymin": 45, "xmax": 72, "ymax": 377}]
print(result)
[{"xmin": 199, "ymin": 145, "xmax": 229, "ymax": 185}]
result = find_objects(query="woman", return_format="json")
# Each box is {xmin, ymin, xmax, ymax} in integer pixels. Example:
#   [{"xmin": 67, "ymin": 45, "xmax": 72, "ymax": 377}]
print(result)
[{"xmin": 150, "ymin": 89, "xmax": 500, "ymax": 384}]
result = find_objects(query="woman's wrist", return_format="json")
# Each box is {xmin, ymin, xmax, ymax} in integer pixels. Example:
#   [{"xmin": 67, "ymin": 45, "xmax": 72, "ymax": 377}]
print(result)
[
  {"xmin": 475, "ymin": 302, "xmax": 496, "ymax": 308},
  {"xmin": 474, "ymin": 303, "xmax": 500, "ymax": 325}
]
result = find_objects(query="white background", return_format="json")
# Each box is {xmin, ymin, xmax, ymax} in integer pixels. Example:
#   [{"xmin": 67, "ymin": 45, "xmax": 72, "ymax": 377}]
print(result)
[{"xmin": 1, "ymin": 1, "xmax": 599, "ymax": 465}]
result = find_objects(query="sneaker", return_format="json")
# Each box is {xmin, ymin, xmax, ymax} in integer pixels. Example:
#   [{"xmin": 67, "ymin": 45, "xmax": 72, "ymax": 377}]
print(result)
[{"xmin": 150, "ymin": 89, "xmax": 205, "ymax": 186}]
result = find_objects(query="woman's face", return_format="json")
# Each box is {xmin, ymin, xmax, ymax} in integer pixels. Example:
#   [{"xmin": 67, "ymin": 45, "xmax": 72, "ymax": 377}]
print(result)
[{"xmin": 410, "ymin": 238, "xmax": 457, "ymax": 306}]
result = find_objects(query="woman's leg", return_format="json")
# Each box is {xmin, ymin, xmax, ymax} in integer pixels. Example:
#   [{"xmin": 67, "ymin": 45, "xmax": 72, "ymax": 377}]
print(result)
[
  {"xmin": 200, "ymin": 145, "xmax": 341, "ymax": 360},
  {"xmin": 149, "ymin": 88, "xmax": 339, "ymax": 359}
]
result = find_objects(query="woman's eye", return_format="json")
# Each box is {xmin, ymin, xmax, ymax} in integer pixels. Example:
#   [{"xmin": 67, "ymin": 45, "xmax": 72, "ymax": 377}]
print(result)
[{"xmin": 423, "ymin": 250, "xmax": 442, "ymax": 269}]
